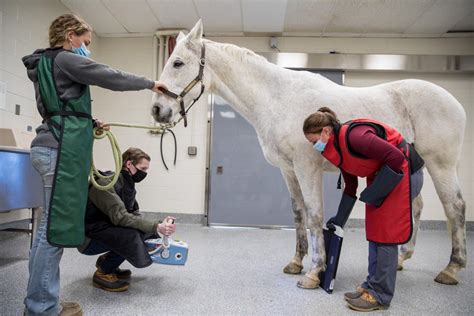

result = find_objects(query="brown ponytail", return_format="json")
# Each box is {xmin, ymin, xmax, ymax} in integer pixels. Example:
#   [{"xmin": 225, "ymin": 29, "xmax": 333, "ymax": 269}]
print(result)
[{"xmin": 303, "ymin": 106, "xmax": 340, "ymax": 134}]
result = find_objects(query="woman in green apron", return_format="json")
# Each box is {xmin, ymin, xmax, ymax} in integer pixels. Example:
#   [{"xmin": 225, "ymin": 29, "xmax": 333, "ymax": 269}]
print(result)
[{"xmin": 22, "ymin": 14, "xmax": 166, "ymax": 316}]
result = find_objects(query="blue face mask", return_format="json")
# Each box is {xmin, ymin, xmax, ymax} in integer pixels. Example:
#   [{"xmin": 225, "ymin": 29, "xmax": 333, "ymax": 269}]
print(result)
[
  {"xmin": 313, "ymin": 140, "xmax": 327, "ymax": 152},
  {"xmin": 72, "ymin": 42, "xmax": 91, "ymax": 57}
]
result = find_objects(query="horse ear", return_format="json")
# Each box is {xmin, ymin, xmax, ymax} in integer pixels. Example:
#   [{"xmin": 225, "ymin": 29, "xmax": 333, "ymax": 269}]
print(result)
[
  {"xmin": 176, "ymin": 31, "xmax": 186, "ymax": 43},
  {"xmin": 187, "ymin": 20, "xmax": 203, "ymax": 42}
]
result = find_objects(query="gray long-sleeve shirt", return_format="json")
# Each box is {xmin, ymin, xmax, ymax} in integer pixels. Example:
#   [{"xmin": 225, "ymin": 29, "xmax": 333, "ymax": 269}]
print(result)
[{"xmin": 22, "ymin": 48, "xmax": 155, "ymax": 148}]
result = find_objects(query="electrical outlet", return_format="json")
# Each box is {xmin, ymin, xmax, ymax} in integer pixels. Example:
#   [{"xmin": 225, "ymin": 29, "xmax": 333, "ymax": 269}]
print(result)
[
  {"xmin": 188, "ymin": 146, "xmax": 197, "ymax": 156},
  {"xmin": 270, "ymin": 37, "xmax": 278, "ymax": 49}
]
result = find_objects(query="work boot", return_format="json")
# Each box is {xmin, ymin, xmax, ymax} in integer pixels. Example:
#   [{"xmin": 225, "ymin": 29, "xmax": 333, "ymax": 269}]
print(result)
[
  {"xmin": 114, "ymin": 267, "xmax": 132, "ymax": 279},
  {"xmin": 59, "ymin": 301, "xmax": 83, "ymax": 316},
  {"xmin": 93, "ymin": 269, "xmax": 129, "ymax": 292},
  {"xmin": 347, "ymin": 292, "xmax": 388, "ymax": 312},
  {"xmin": 96, "ymin": 253, "xmax": 132, "ymax": 279},
  {"xmin": 344, "ymin": 286, "xmax": 367, "ymax": 301}
]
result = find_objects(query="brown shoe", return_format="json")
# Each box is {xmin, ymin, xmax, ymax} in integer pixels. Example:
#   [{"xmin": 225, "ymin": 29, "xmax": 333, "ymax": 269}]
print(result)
[
  {"xmin": 96, "ymin": 254, "xmax": 132, "ymax": 279},
  {"xmin": 93, "ymin": 269, "xmax": 129, "ymax": 292},
  {"xmin": 347, "ymin": 292, "xmax": 388, "ymax": 312},
  {"xmin": 59, "ymin": 301, "xmax": 83, "ymax": 316},
  {"xmin": 344, "ymin": 286, "xmax": 367, "ymax": 301}
]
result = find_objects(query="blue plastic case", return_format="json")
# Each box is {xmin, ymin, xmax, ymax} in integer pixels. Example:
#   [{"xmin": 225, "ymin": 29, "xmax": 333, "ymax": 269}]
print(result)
[{"xmin": 145, "ymin": 237, "xmax": 189, "ymax": 266}]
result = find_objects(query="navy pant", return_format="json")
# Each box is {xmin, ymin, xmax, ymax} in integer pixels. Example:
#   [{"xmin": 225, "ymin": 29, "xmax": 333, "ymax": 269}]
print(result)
[
  {"xmin": 82, "ymin": 240, "xmax": 125, "ymax": 274},
  {"xmin": 362, "ymin": 242, "xmax": 398, "ymax": 306},
  {"xmin": 361, "ymin": 168, "xmax": 424, "ymax": 306}
]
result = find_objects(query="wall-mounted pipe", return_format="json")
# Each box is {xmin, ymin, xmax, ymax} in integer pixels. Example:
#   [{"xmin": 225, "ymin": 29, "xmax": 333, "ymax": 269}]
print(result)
[
  {"xmin": 154, "ymin": 29, "xmax": 187, "ymax": 80},
  {"xmin": 157, "ymin": 35, "xmax": 164, "ymax": 79},
  {"xmin": 152, "ymin": 35, "xmax": 158, "ymax": 81},
  {"xmin": 164, "ymin": 35, "xmax": 170, "ymax": 64}
]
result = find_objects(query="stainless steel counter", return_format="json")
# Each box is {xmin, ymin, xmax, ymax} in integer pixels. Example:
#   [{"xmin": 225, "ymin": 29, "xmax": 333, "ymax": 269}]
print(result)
[{"xmin": 0, "ymin": 146, "xmax": 43, "ymax": 245}]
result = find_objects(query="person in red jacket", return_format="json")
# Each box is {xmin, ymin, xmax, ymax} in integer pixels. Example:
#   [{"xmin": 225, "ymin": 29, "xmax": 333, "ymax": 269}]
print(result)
[{"xmin": 303, "ymin": 107, "xmax": 424, "ymax": 312}]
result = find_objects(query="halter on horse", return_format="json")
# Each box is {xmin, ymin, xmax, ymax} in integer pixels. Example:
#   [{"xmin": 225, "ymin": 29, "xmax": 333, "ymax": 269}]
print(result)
[{"xmin": 158, "ymin": 44, "xmax": 206, "ymax": 127}]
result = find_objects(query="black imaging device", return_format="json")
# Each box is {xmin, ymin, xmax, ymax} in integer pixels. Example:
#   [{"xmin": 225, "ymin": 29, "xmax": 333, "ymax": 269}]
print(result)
[
  {"xmin": 319, "ymin": 223, "xmax": 345, "ymax": 293},
  {"xmin": 319, "ymin": 192, "xmax": 355, "ymax": 294}
]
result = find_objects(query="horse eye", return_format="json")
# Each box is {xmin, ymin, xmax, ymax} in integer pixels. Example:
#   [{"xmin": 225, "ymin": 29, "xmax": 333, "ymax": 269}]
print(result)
[{"xmin": 173, "ymin": 60, "xmax": 184, "ymax": 68}]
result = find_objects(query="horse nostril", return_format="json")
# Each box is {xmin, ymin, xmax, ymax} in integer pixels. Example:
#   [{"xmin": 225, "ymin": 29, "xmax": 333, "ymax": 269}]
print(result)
[{"xmin": 152, "ymin": 105, "xmax": 160, "ymax": 117}]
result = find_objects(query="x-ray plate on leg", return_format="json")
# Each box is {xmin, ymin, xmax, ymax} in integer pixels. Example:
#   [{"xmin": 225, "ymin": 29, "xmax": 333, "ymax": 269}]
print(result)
[{"xmin": 319, "ymin": 225, "xmax": 344, "ymax": 294}]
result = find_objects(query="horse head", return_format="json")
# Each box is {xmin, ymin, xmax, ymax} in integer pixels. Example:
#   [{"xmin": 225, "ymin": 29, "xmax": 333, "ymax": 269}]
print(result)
[{"xmin": 152, "ymin": 20, "xmax": 207, "ymax": 126}]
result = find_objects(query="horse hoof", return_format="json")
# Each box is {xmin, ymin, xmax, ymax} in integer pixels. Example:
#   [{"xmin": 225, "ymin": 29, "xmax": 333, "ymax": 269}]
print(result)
[
  {"xmin": 283, "ymin": 262, "xmax": 303, "ymax": 274},
  {"xmin": 434, "ymin": 271, "xmax": 459, "ymax": 285},
  {"xmin": 397, "ymin": 264, "xmax": 404, "ymax": 271},
  {"xmin": 296, "ymin": 275, "xmax": 320, "ymax": 289}
]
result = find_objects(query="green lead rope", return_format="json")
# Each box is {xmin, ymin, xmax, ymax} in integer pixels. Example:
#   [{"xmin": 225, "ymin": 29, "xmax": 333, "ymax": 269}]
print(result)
[{"xmin": 90, "ymin": 122, "xmax": 175, "ymax": 190}]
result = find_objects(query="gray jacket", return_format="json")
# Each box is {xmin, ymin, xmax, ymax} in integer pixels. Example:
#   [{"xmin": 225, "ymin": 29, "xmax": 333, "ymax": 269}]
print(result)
[{"xmin": 22, "ymin": 48, "xmax": 155, "ymax": 148}]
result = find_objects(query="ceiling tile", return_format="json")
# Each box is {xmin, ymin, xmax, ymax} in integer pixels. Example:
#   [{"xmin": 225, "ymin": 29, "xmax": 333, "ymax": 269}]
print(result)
[
  {"xmin": 242, "ymin": 0, "xmax": 287, "ymax": 33},
  {"xmin": 60, "ymin": 0, "xmax": 474, "ymax": 38},
  {"xmin": 362, "ymin": 0, "xmax": 436, "ymax": 34},
  {"xmin": 449, "ymin": 11, "xmax": 474, "ymax": 31},
  {"xmin": 60, "ymin": 0, "xmax": 127, "ymax": 34},
  {"xmin": 405, "ymin": 0, "xmax": 474, "ymax": 34},
  {"xmin": 147, "ymin": 0, "xmax": 199, "ymax": 30},
  {"xmin": 102, "ymin": 0, "xmax": 162, "ymax": 32},
  {"xmin": 323, "ymin": 0, "xmax": 373, "ymax": 34},
  {"xmin": 194, "ymin": 0, "xmax": 242, "ymax": 32},
  {"xmin": 284, "ymin": 0, "xmax": 337, "ymax": 34}
]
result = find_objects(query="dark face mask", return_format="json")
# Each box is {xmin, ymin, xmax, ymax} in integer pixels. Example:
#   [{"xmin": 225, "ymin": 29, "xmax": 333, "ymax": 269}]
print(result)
[{"xmin": 131, "ymin": 166, "xmax": 147, "ymax": 183}]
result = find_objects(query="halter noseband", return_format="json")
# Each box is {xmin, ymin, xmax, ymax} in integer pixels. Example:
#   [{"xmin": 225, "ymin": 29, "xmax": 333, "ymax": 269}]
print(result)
[{"xmin": 159, "ymin": 44, "xmax": 206, "ymax": 127}]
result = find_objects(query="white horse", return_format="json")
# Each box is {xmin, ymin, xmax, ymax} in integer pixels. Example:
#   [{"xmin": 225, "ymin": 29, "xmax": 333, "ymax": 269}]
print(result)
[{"xmin": 152, "ymin": 21, "xmax": 467, "ymax": 288}]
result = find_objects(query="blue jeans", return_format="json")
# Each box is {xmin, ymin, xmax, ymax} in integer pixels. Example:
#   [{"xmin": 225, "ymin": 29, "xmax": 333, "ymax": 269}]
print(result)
[{"xmin": 24, "ymin": 147, "xmax": 63, "ymax": 316}]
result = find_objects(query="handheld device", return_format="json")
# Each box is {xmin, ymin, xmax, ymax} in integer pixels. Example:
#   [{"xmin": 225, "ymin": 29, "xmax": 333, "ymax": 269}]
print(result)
[{"xmin": 145, "ymin": 218, "xmax": 189, "ymax": 265}]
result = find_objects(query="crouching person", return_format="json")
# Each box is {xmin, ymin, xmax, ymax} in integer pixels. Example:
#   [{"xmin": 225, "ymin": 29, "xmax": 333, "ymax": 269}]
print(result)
[{"xmin": 78, "ymin": 147, "xmax": 176, "ymax": 292}]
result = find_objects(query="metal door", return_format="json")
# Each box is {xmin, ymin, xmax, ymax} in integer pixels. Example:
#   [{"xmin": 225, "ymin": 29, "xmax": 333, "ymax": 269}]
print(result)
[{"xmin": 208, "ymin": 71, "xmax": 344, "ymax": 227}]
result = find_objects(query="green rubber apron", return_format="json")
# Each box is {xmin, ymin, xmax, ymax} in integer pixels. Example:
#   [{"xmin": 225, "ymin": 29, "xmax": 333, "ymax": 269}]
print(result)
[{"xmin": 37, "ymin": 48, "xmax": 93, "ymax": 247}]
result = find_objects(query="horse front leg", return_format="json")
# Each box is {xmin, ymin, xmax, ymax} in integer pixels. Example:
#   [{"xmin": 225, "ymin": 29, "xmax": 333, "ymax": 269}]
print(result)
[
  {"xmin": 297, "ymin": 206, "xmax": 325, "ymax": 289},
  {"xmin": 293, "ymin": 160, "xmax": 325, "ymax": 289},
  {"xmin": 281, "ymin": 169, "xmax": 308, "ymax": 275}
]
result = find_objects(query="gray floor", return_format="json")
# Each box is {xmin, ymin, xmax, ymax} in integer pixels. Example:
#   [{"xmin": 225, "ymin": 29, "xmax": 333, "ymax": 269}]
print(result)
[{"xmin": 0, "ymin": 225, "xmax": 473, "ymax": 315}]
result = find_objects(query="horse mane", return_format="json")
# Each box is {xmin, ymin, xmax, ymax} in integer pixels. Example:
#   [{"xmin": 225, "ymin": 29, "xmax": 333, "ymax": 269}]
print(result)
[{"xmin": 204, "ymin": 39, "xmax": 267, "ymax": 65}]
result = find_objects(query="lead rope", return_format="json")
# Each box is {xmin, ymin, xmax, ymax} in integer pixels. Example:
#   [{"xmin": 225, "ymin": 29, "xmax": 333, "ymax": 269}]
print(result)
[{"xmin": 91, "ymin": 122, "xmax": 176, "ymax": 190}]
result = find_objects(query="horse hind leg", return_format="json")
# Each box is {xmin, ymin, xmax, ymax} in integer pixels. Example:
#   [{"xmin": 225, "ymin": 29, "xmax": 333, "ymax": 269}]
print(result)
[
  {"xmin": 426, "ymin": 163, "xmax": 467, "ymax": 285},
  {"xmin": 398, "ymin": 194, "xmax": 424, "ymax": 270},
  {"xmin": 281, "ymin": 169, "xmax": 308, "ymax": 275}
]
